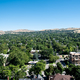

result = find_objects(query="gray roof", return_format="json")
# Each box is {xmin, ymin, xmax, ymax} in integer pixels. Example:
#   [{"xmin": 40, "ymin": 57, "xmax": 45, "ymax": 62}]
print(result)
[
  {"xmin": 19, "ymin": 78, "xmax": 31, "ymax": 80},
  {"xmin": 32, "ymin": 74, "xmax": 44, "ymax": 80},
  {"xmin": 37, "ymin": 74, "xmax": 43, "ymax": 78},
  {"xmin": 32, "ymin": 79, "xmax": 41, "ymax": 80}
]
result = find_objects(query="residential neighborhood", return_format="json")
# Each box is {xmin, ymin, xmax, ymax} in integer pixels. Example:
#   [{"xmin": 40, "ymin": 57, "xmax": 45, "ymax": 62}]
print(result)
[
  {"xmin": 0, "ymin": 47, "xmax": 78, "ymax": 80},
  {"xmin": 0, "ymin": 0, "xmax": 80, "ymax": 79},
  {"xmin": 0, "ymin": 29, "xmax": 80, "ymax": 80}
]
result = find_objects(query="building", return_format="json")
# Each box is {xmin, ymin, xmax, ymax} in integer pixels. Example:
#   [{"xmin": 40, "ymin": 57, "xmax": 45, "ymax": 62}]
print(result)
[
  {"xmin": 0, "ymin": 53, "xmax": 9, "ymax": 66},
  {"xmin": 49, "ymin": 73, "xmax": 74, "ymax": 80},
  {"xmin": 19, "ymin": 78, "xmax": 31, "ymax": 80},
  {"xmin": 31, "ymin": 50, "xmax": 40, "ymax": 54},
  {"xmin": 59, "ymin": 55, "xmax": 68, "ymax": 58},
  {"xmin": 0, "ymin": 53, "xmax": 9, "ymax": 59},
  {"xmin": 28, "ymin": 61, "xmax": 38, "ymax": 65},
  {"xmin": 19, "ymin": 74, "xmax": 44, "ymax": 80},
  {"xmin": 70, "ymin": 52, "xmax": 80, "ymax": 66},
  {"xmin": 32, "ymin": 74, "xmax": 44, "ymax": 80}
]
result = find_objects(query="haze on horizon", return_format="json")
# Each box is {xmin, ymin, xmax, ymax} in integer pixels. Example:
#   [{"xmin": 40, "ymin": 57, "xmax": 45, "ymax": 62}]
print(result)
[{"xmin": 0, "ymin": 0, "xmax": 80, "ymax": 31}]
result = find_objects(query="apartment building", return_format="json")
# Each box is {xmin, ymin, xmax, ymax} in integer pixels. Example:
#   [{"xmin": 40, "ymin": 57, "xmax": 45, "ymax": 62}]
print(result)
[{"xmin": 70, "ymin": 52, "xmax": 80, "ymax": 66}]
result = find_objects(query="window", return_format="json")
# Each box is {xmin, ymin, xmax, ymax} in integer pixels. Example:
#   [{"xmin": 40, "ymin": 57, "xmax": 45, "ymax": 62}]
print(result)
[{"xmin": 75, "ymin": 55, "xmax": 78, "ymax": 59}]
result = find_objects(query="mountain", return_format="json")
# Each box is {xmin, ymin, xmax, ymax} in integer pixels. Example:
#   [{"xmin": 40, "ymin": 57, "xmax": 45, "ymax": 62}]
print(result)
[
  {"xmin": 0, "ymin": 29, "xmax": 34, "ymax": 35},
  {"xmin": 40, "ymin": 28, "xmax": 80, "ymax": 31},
  {"xmin": 0, "ymin": 31, "xmax": 5, "ymax": 35},
  {"xmin": 5, "ymin": 29, "xmax": 34, "ymax": 34},
  {"xmin": 12, "ymin": 29, "xmax": 34, "ymax": 32},
  {"xmin": 0, "ymin": 28, "xmax": 80, "ymax": 35}
]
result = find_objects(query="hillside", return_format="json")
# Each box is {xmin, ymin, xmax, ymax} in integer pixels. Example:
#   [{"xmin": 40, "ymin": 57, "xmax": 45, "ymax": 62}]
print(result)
[{"xmin": 0, "ymin": 28, "xmax": 80, "ymax": 35}]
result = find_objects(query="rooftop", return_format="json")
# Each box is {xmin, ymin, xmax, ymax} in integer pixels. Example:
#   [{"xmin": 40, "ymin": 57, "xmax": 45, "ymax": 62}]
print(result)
[
  {"xmin": 70, "ymin": 52, "xmax": 80, "ymax": 55},
  {"xmin": 28, "ymin": 61, "xmax": 38, "ymax": 64},
  {"xmin": 49, "ymin": 73, "xmax": 74, "ymax": 80},
  {"xmin": 0, "ymin": 53, "xmax": 9, "ymax": 58},
  {"xmin": 31, "ymin": 50, "xmax": 40, "ymax": 53}
]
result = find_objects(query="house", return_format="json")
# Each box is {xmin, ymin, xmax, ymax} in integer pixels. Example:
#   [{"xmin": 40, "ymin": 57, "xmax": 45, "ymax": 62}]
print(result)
[
  {"xmin": 19, "ymin": 78, "xmax": 31, "ymax": 80},
  {"xmin": 19, "ymin": 74, "xmax": 44, "ymax": 80},
  {"xmin": 0, "ymin": 53, "xmax": 9, "ymax": 66},
  {"xmin": 49, "ymin": 73, "xmax": 74, "ymax": 80},
  {"xmin": 31, "ymin": 74, "xmax": 44, "ymax": 80},
  {"xmin": 70, "ymin": 52, "xmax": 80, "ymax": 66},
  {"xmin": 0, "ymin": 53, "xmax": 9, "ymax": 59},
  {"xmin": 28, "ymin": 61, "xmax": 38, "ymax": 65},
  {"xmin": 31, "ymin": 50, "xmax": 40, "ymax": 54},
  {"xmin": 58, "ymin": 55, "xmax": 68, "ymax": 58}
]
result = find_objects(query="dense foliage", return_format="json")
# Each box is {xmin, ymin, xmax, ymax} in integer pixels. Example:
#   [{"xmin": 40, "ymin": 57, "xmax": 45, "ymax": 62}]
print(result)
[
  {"xmin": 29, "ymin": 60, "xmax": 46, "ymax": 75},
  {"xmin": 0, "ymin": 30, "xmax": 80, "ymax": 56},
  {"xmin": 0, "ymin": 30, "xmax": 80, "ymax": 79},
  {"xmin": 65, "ymin": 64, "xmax": 80, "ymax": 80}
]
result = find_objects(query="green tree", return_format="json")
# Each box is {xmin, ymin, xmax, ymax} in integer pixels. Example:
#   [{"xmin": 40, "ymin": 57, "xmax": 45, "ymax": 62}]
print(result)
[
  {"xmin": 0, "ymin": 55, "xmax": 4, "ymax": 66},
  {"xmin": 56, "ymin": 62, "xmax": 64, "ymax": 74},
  {"xmin": 3, "ymin": 70, "xmax": 11, "ymax": 79},
  {"xmin": 33, "ymin": 53, "xmax": 38, "ymax": 60},
  {"xmin": 49, "ymin": 54, "xmax": 59, "ymax": 63},
  {"xmin": 65, "ymin": 64, "xmax": 80, "ymax": 80},
  {"xmin": 8, "ymin": 50, "xmax": 29, "ymax": 66},
  {"xmin": 36, "ymin": 61, "xmax": 46, "ymax": 71},
  {"xmin": 44, "ymin": 65, "xmax": 54, "ymax": 77},
  {"xmin": 9, "ymin": 64, "xmax": 19, "ymax": 78},
  {"xmin": 0, "ymin": 44, "xmax": 8, "ymax": 54},
  {"xmin": 39, "ymin": 48, "xmax": 53, "ymax": 59},
  {"xmin": 29, "ymin": 61, "xmax": 46, "ymax": 75},
  {"xmin": 15, "ymin": 65, "xmax": 27, "ymax": 80},
  {"xmin": 0, "ymin": 66, "xmax": 11, "ymax": 79}
]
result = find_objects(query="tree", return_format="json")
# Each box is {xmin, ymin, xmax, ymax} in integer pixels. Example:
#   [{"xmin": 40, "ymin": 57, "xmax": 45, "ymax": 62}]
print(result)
[
  {"xmin": 65, "ymin": 64, "xmax": 75, "ymax": 75},
  {"xmin": 15, "ymin": 65, "xmax": 27, "ymax": 80},
  {"xmin": 15, "ymin": 70, "xmax": 26, "ymax": 80},
  {"xmin": 3, "ymin": 70, "xmax": 11, "ymax": 79},
  {"xmin": 74, "ymin": 66, "xmax": 80, "ymax": 80},
  {"xmin": 54, "ymin": 68, "xmax": 61, "ymax": 74},
  {"xmin": 0, "ymin": 55, "xmax": 4, "ymax": 66},
  {"xmin": 29, "ymin": 61, "xmax": 46, "ymax": 75},
  {"xmin": 56, "ymin": 62, "xmax": 64, "ymax": 74},
  {"xmin": 36, "ymin": 61, "xmax": 46, "ymax": 71},
  {"xmin": 9, "ymin": 64, "xmax": 19, "ymax": 79},
  {"xmin": 49, "ymin": 54, "xmax": 59, "ymax": 63},
  {"xmin": 39, "ymin": 60, "xmax": 46, "ymax": 64},
  {"xmin": 65, "ymin": 64, "xmax": 80, "ymax": 80},
  {"xmin": 39, "ymin": 48, "xmax": 53, "ymax": 59},
  {"xmin": 0, "ymin": 44, "xmax": 8, "ymax": 54},
  {"xmin": 0, "ymin": 66, "xmax": 11, "ymax": 79},
  {"xmin": 33, "ymin": 53, "xmax": 38, "ymax": 60},
  {"xmin": 7, "ymin": 50, "xmax": 29, "ymax": 66},
  {"xmin": 44, "ymin": 65, "xmax": 54, "ymax": 77}
]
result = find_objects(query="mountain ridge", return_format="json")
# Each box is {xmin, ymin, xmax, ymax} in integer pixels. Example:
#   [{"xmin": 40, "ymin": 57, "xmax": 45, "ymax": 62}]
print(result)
[{"xmin": 0, "ymin": 28, "xmax": 80, "ymax": 34}]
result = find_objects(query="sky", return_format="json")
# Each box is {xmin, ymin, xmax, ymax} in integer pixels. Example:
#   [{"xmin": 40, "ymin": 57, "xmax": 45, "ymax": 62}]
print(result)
[{"xmin": 0, "ymin": 0, "xmax": 80, "ymax": 31}]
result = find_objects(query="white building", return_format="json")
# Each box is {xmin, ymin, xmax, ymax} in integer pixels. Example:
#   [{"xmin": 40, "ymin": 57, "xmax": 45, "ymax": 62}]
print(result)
[
  {"xmin": 31, "ymin": 50, "xmax": 40, "ymax": 54},
  {"xmin": 0, "ymin": 53, "xmax": 9, "ymax": 66}
]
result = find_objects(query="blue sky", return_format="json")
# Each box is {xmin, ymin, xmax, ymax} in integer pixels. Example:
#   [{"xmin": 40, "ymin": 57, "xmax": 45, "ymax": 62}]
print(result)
[{"xmin": 0, "ymin": 0, "xmax": 80, "ymax": 31}]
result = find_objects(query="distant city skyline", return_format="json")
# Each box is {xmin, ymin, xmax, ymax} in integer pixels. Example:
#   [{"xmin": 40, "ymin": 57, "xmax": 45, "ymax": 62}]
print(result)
[{"xmin": 0, "ymin": 0, "xmax": 80, "ymax": 31}]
